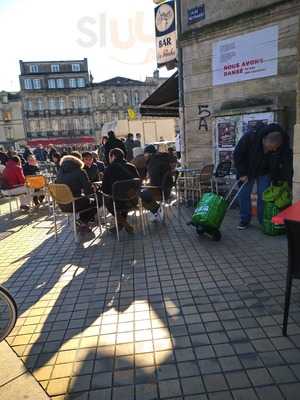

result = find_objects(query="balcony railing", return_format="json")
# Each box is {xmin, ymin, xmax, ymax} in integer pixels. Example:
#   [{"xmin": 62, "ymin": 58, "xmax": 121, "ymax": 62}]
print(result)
[
  {"xmin": 26, "ymin": 129, "xmax": 95, "ymax": 139},
  {"xmin": 24, "ymin": 108, "xmax": 91, "ymax": 118}
]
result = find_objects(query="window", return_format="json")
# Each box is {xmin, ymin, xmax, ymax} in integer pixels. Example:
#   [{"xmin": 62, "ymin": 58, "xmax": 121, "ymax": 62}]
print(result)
[
  {"xmin": 73, "ymin": 119, "xmax": 80, "ymax": 130},
  {"xmin": 123, "ymin": 92, "xmax": 128, "ymax": 104},
  {"xmin": 26, "ymin": 99, "xmax": 33, "ymax": 111},
  {"xmin": 112, "ymin": 92, "xmax": 117, "ymax": 104},
  {"xmin": 49, "ymin": 98, "xmax": 57, "ymax": 110},
  {"xmin": 33, "ymin": 79, "xmax": 41, "ymax": 89},
  {"xmin": 79, "ymin": 96, "xmax": 88, "ymax": 108},
  {"xmin": 51, "ymin": 64, "xmax": 60, "ymax": 73},
  {"xmin": 77, "ymin": 78, "xmax": 85, "ymax": 88},
  {"xmin": 70, "ymin": 97, "xmax": 78, "ymax": 109},
  {"xmin": 56, "ymin": 79, "xmax": 64, "ymax": 89},
  {"xmin": 101, "ymin": 113, "xmax": 107, "ymax": 123},
  {"xmin": 48, "ymin": 79, "xmax": 56, "ymax": 89},
  {"xmin": 69, "ymin": 78, "xmax": 77, "ymax": 88},
  {"xmin": 112, "ymin": 112, "xmax": 118, "ymax": 121},
  {"xmin": 99, "ymin": 93, "xmax": 105, "ymax": 104},
  {"xmin": 59, "ymin": 98, "xmax": 65, "ymax": 110},
  {"xmin": 24, "ymin": 79, "xmax": 32, "ymax": 90},
  {"xmin": 51, "ymin": 119, "xmax": 59, "ymax": 131},
  {"xmin": 134, "ymin": 91, "xmax": 139, "ymax": 105},
  {"xmin": 72, "ymin": 63, "xmax": 80, "ymax": 72},
  {"xmin": 83, "ymin": 118, "xmax": 90, "ymax": 130},
  {"xmin": 30, "ymin": 64, "xmax": 39, "ymax": 73},
  {"xmin": 37, "ymin": 98, "xmax": 44, "ymax": 111}
]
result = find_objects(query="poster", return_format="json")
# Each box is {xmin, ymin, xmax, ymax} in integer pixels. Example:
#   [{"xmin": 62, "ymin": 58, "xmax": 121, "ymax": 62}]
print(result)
[
  {"xmin": 213, "ymin": 26, "xmax": 278, "ymax": 86},
  {"xmin": 214, "ymin": 112, "xmax": 274, "ymax": 166}
]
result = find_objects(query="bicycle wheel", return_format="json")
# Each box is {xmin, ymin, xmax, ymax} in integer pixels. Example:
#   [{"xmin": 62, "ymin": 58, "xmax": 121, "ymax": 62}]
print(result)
[{"xmin": 0, "ymin": 287, "xmax": 17, "ymax": 342}]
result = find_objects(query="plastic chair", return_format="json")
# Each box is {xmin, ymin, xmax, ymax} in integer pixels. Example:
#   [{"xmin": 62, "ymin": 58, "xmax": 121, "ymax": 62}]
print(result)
[
  {"xmin": 282, "ymin": 219, "xmax": 300, "ymax": 336},
  {"xmin": 48, "ymin": 183, "xmax": 101, "ymax": 243},
  {"xmin": 102, "ymin": 178, "xmax": 145, "ymax": 241}
]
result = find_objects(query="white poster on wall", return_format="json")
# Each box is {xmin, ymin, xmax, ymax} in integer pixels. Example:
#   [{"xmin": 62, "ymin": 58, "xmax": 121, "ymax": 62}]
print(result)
[{"xmin": 213, "ymin": 26, "xmax": 278, "ymax": 86}]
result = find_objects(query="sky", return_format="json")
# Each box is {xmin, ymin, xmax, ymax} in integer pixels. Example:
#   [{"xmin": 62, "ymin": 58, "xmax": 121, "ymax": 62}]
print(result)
[{"xmin": 0, "ymin": 0, "xmax": 171, "ymax": 91}]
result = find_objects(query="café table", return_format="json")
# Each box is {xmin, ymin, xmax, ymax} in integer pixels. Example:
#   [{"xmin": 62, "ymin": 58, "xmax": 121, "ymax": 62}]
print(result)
[{"xmin": 272, "ymin": 200, "xmax": 300, "ymax": 225}]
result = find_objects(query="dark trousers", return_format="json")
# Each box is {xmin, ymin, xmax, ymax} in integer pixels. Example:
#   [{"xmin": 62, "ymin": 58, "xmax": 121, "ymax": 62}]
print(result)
[
  {"xmin": 59, "ymin": 198, "xmax": 97, "ymax": 223},
  {"xmin": 105, "ymin": 198, "xmax": 138, "ymax": 227},
  {"xmin": 141, "ymin": 187, "xmax": 171, "ymax": 214}
]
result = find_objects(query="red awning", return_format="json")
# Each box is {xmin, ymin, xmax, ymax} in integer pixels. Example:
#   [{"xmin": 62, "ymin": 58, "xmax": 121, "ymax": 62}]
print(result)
[{"xmin": 27, "ymin": 137, "xmax": 96, "ymax": 147}]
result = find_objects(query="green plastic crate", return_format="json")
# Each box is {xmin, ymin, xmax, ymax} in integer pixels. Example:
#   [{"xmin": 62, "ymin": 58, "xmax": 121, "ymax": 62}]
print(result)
[{"xmin": 262, "ymin": 201, "xmax": 286, "ymax": 236}]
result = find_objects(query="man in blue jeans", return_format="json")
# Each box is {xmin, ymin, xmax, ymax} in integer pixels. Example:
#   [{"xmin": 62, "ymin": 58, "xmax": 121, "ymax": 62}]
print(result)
[{"xmin": 234, "ymin": 123, "xmax": 292, "ymax": 230}]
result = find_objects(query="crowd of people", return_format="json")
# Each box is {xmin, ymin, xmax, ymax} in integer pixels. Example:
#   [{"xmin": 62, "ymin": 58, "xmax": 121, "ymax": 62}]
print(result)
[{"xmin": 0, "ymin": 131, "xmax": 178, "ymax": 234}]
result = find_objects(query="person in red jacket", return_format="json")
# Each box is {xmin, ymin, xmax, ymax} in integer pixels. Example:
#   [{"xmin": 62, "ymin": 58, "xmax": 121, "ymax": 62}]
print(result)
[{"xmin": 2, "ymin": 156, "xmax": 31, "ymax": 211}]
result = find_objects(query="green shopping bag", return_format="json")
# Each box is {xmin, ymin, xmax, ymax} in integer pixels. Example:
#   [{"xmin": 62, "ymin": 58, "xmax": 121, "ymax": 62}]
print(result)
[
  {"xmin": 192, "ymin": 192, "xmax": 228, "ymax": 230},
  {"xmin": 263, "ymin": 182, "xmax": 292, "ymax": 209}
]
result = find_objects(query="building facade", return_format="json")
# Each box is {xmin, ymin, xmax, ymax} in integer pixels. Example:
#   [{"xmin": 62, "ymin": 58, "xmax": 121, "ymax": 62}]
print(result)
[
  {"xmin": 0, "ymin": 91, "xmax": 25, "ymax": 148},
  {"xmin": 19, "ymin": 58, "xmax": 95, "ymax": 146},
  {"xmin": 92, "ymin": 71, "xmax": 166, "ymax": 138},
  {"xmin": 179, "ymin": 0, "xmax": 300, "ymax": 197}
]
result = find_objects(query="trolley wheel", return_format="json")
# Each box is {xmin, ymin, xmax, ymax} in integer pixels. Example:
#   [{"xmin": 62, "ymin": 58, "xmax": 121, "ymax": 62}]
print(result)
[
  {"xmin": 196, "ymin": 226, "xmax": 205, "ymax": 236},
  {"xmin": 0, "ymin": 287, "xmax": 17, "ymax": 342},
  {"xmin": 212, "ymin": 230, "xmax": 222, "ymax": 242}
]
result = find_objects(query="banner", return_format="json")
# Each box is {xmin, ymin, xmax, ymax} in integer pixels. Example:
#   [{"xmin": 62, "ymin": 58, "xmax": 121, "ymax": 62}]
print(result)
[
  {"xmin": 155, "ymin": 1, "xmax": 177, "ymax": 68},
  {"xmin": 213, "ymin": 26, "xmax": 278, "ymax": 86}
]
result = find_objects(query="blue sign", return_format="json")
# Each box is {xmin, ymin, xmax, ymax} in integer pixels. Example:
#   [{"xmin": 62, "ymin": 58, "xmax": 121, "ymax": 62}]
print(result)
[{"xmin": 188, "ymin": 5, "xmax": 205, "ymax": 25}]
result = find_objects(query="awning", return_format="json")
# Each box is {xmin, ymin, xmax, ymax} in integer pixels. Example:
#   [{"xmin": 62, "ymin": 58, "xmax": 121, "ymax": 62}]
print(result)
[
  {"xmin": 140, "ymin": 71, "xmax": 179, "ymax": 118},
  {"xmin": 27, "ymin": 137, "xmax": 96, "ymax": 147}
]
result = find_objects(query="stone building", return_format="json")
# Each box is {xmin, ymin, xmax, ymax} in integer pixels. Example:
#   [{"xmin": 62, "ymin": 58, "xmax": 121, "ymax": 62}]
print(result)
[
  {"xmin": 0, "ymin": 91, "xmax": 25, "ymax": 148},
  {"xmin": 92, "ymin": 71, "xmax": 166, "ymax": 138},
  {"xmin": 19, "ymin": 59, "xmax": 95, "ymax": 146},
  {"xmin": 179, "ymin": 0, "xmax": 300, "ymax": 198}
]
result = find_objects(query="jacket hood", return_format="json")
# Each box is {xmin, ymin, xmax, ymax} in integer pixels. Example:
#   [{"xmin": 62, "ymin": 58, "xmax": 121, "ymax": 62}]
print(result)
[{"xmin": 60, "ymin": 155, "xmax": 84, "ymax": 173}]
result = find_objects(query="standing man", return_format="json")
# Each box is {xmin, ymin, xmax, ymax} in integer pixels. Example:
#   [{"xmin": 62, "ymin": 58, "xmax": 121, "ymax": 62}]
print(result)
[
  {"xmin": 125, "ymin": 133, "xmax": 135, "ymax": 162},
  {"xmin": 234, "ymin": 123, "xmax": 293, "ymax": 230},
  {"xmin": 134, "ymin": 133, "xmax": 142, "ymax": 148},
  {"xmin": 34, "ymin": 144, "xmax": 48, "ymax": 162},
  {"xmin": 104, "ymin": 131, "xmax": 127, "ymax": 164}
]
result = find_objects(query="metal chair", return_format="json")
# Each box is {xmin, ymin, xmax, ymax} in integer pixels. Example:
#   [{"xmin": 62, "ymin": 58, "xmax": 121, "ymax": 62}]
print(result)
[
  {"xmin": 142, "ymin": 171, "xmax": 178, "ymax": 221},
  {"xmin": 213, "ymin": 161, "xmax": 232, "ymax": 194},
  {"xmin": 282, "ymin": 219, "xmax": 300, "ymax": 336},
  {"xmin": 48, "ymin": 183, "xmax": 101, "ymax": 243},
  {"xmin": 102, "ymin": 178, "xmax": 145, "ymax": 241},
  {"xmin": 25, "ymin": 175, "xmax": 50, "ymax": 210}
]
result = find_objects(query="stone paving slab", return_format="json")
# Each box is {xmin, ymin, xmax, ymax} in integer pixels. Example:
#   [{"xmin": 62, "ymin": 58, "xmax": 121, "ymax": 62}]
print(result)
[
  {"xmin": 0, "ymin": 204, "xmax": 300, "ymax": 399},
  {"xmin": 0, "ymin": 340, "xmax": 50, "ymax": 399}
]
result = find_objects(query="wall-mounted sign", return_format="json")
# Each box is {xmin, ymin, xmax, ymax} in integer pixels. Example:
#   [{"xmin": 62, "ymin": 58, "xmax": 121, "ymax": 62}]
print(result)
[
  {"xmin": 155, "ymin": 1, "xmax": 177, "ymax": 68},
  {"xmin": 213, "ymin": 26, "xmax": 278, "ymax": 86},
  {"xmin": 188, "ymin": 5, "xmax": 205, "ymax": 25}
]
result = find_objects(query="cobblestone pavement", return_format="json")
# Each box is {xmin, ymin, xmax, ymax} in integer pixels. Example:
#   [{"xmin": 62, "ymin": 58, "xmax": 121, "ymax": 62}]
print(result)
[{"xmin": 1, "ymin": 201, "xmax": 300, "ymax": 400}]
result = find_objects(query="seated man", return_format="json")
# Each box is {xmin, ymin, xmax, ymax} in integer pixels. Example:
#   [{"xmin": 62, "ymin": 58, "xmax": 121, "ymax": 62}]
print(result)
[
  {"xmin": 23, "ymin": 155, "xmax": 44, "ymax": 207},
  {"xmin": 141, "ymin": 145, "xmax": 174, "ymax": 222},
  {"xmin": 56, "ymin": 155, "xmax": 97, "ymax": 231},
  {"xmin": 82, "ymin": 151, "xmax": 101, "ymax": 183},
  {"xmin": 91, "ymin": 151, "xmax": 105, "ymax": 175},
  {"xmin": 1, "ymin": 156, "xmax": 31, "ymax": 211},
  {"xmin": 102, "ymin": 148, "xmax": 139, "ymax": 234}
]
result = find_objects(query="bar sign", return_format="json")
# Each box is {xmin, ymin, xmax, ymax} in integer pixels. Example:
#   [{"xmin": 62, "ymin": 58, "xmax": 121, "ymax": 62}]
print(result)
[{"xmin": 188, "ymin": 5, "xmax": 205, "ymax": 25}]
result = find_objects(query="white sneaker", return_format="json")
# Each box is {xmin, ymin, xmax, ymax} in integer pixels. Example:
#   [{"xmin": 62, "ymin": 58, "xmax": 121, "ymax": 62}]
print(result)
[{"xmin": 155, "ymin": 207, "xmax": 164, "ymax": 223}]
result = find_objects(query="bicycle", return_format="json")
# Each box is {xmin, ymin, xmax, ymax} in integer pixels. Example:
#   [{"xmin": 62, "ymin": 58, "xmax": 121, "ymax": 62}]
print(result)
[{"xmin": 0, "ymin": 286, "xmax": 17, "ymax": 342}]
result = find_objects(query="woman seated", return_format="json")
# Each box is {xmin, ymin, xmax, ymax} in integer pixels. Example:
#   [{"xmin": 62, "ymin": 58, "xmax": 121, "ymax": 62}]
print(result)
[
  {"xmin": 23, "ymin": 155, "xmax": 45, "ymax": 207},
  {"xmin": 1, "ymin": 156, "xmax": 31, "ymax": 211},
  {"xmin": 56, "ymin": 155, "xmax": 97, "ymax": 231}
]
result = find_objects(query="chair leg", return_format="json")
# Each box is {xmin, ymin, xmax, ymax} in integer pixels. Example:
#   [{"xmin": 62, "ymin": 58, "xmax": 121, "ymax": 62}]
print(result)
[
  {"xmin": 139, "ymin": 199, "xmax": 146, "ymax": 236},
  {"xmin": 283, "ymin": 274, "xmax": 293, "ymax": 336},
  {"xmin": 113, "ymin": 201, "xmax": 119, "ymax": 241},
  {"xmin": 53, "ymin": 200, "xmax": 58, "ymax": 241},
  {"xmin": 95, "ymin": 194, "xmax": 102, "ymax": 234},
  {"xmin": 9, "ymin": 198, "xmax": 12, "ymax": 218},
  {"xmin": 72, "ymin": 202, "xmax": 78, "ymax": 243}
]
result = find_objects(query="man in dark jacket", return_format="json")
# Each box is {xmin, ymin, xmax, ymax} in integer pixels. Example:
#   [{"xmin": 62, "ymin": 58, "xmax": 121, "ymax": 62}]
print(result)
[
  {"xmin": 23, "ymin": 155, "xmax": 45, "ymax": 207},
  {"xmin": 104, "ymin": 131, "xmax": 127, "ymax": 164},
  {"xmin": 234, "ymin": 123, "xmax": 293, "ymax": 229},
  {"xmin": 82, "ymin": 151, "xmax": 101, "ymax": 183},
  {"xmin": 125, "ymin": 133, "xmax": 135, "ymax": 162},
  {"xmin": 34, "ymin": 145, "xmax": 48, "ymax": 162},
  {"xmin": 102, "ymin": 148, "xmax": 139, "ymax": 233},
  {"xmin": 56, "ymin": 155, "xmax": 97, "ymax": 229},
  {"xmin": 141, "ymin": 145, "xmax": 174, "ymax": 222}
]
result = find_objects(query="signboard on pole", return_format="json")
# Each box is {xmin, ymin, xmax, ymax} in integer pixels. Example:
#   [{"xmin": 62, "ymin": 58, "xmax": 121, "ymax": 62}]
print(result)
[
  {"xmin": 155, "ymin": 0, "xmax": 177, "ymax": 68},
  {"xmin": 213, "ymin": 26, "xmax": 278, "ymax": 86}
]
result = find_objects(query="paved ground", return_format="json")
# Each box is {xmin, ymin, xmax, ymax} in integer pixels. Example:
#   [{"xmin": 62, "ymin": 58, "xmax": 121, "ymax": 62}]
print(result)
[{"xmin": 1, "ymin": 200, "xmax": 300, "ymax": 400}]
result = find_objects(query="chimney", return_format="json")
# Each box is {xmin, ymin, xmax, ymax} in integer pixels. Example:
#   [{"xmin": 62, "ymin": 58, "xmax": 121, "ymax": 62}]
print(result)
[{"xmin": 153, "ymin": 69, "xmax": 160, "ymax": 80}]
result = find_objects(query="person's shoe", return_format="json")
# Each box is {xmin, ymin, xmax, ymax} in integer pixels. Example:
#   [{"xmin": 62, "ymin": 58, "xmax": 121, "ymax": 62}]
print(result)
[
  {"xmin": 156, "ymin": 206, "xmax": 164, "ymax": 222},
  {"xmin": 237, "ymin": 222, "xmax": 249, "ymax": 230},
  {"xmin": 20, "ymin": 205, "xmax": 30, "ymax": 211},
  {"xmin": 124, "ymin": 222, "xmax": 134, "ymax": 235}
]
